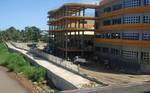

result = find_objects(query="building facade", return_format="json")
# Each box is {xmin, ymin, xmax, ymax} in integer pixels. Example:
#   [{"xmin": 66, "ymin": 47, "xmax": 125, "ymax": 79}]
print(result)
[{"xmin": 95, "ymin": 0, "xmax": 150, "ymax": 73}]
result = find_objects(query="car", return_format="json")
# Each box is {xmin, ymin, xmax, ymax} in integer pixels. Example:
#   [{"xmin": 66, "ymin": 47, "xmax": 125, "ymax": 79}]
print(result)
[{"xmin": 73, "ymin": 56, "xmax": 88, "ymax": 64}]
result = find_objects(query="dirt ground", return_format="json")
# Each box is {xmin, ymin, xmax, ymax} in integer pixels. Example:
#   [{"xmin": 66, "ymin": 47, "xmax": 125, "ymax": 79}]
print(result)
[{"xmin": 80, "ymin": 63, "xmax": 150, "ymax": 86}]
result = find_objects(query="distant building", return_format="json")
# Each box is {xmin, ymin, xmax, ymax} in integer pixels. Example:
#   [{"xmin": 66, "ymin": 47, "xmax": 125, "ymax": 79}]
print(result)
[{"xmin": 95, "ymin": 0, "xmax": 150, "ymax": 73}]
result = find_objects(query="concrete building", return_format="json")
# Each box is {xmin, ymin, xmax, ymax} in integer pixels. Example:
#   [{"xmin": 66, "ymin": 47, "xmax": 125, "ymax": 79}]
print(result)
[
  {"xmin": 48, "ymin": 3, "xmax": 97, "ymax": 59},
  {"xmin": 95, "ymin": 0, "xmax": 150, "ymax": 73}
]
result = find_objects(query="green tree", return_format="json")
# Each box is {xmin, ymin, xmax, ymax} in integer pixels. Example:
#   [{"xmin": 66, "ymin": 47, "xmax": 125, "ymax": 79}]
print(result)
[
  {"xmin": 25, "ymin": 26, "xmax": 41, "ymax": 42},
  {"xmin": 2, "ymin": 27, "xmax": 21, "ymax": 41},
  {"xmin": 40, "ymin": 33, "xmax": 48, "ymax": 42}
]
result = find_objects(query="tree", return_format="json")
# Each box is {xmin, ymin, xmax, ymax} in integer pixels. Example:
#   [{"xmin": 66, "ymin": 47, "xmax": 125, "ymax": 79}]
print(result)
[
  {"xmin": 40, "ymin": 33, "xmax": 48, "ymax": 42},
  {"xmin": 24, "ymin": 26, "xmax": 41, "ymax": 42},
  {"xmin": 0, "ymin": 26, "xmax": 44, "ymax": 42},
  {"xmin": 2, "ymin": 27, "xmax": 21, "ymax": 41}
]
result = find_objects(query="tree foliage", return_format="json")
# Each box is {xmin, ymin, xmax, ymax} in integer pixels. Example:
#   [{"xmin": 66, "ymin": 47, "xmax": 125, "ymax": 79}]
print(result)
[{"xmin": 0, "ymin": 26, "xmax": 47, "ymax": 42}]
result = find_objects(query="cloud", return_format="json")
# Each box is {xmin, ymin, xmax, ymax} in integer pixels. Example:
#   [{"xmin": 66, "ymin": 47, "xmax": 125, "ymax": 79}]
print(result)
[{"xmin": 80, "ymin": 0, "xmax": 100, "ymax": 4}]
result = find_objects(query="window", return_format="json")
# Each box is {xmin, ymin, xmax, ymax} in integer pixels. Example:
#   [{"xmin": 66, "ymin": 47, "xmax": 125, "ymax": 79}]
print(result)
[
  {"xmin": 102, "ymin": 47, "xmax": 109, "ymax": 53},
  {"xmin": 141, "ymin": 52, "xmax": 150, "ymax": 60},
  {"xmin": 95, "ymin": 33, "xmax": 104, "ymax": 38},
  {"xmin": 111, "ymin": 33, "xmax": 120, "ymax": 39},
  {"xmin": 144, "ymin": 0, "xmax": 150, "ymax": 6},
  {"xmin": 122, "ymin": 50, "xmax": 138, "ymax": 59},
  {"xmin": 111, "ymin": 48, "xmax": 120, "ymax": 56},
  {"xmin": 124, "ymin": 16, "xmax": 140, "ymax": 24},
  {"xmin": 124, "ymin": 0, "xmax": 141, "ymax": 8},
  {"xmin": 143, "ymin": 16, "xmax": 150, "ymax": 24},
  {"xmin": 96, "ymin": 33, "xmax": 111, "ymax": 39},
  {"xmin": 95, "ymin": 47, "xmax": 102, "ymax": 52},
  {"xmin": 113, "ymin": 3, "xmax": 122, "ymax": 11},
  {"xmin": 142, "ymin": 33, "xmax": 150, "ymax": 40},
  {"xmin": 103, "ymin": 20, "xmax": 111, "ymax": 26},
  {"xmin": 103, "ymin": 7, "xmax": 111, "ymax": 13},
  {"xmin": 95, "ymin": 11, "xmax": 99, "ymax": 17},
  {"xmin": 105, "ymin": 33, "xmax": 111, "ymax": 39},
  {"xmin": 122, "ymin": 33, "xmax": 139, "ymax": 40},
  {"xmin": 112, "ymin": 18, "xmax": 122, "ymax": 24}
]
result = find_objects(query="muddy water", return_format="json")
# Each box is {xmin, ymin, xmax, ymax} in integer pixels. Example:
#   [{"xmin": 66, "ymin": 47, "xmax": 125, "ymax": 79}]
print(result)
[{"xmin": 0, "ymin": 70, "xmax": 29, "ymax": 93}]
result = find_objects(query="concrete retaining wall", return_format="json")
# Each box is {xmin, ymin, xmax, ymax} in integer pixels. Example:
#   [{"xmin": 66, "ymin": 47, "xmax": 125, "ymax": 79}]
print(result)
[{"xmin": 47, "ymin": 71, "xmax": 77, "ymax": 90}]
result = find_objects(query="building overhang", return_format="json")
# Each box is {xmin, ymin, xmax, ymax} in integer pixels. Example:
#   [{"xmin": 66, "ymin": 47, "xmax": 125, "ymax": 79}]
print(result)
[{"xmin": 48, "ymin": 3, "xmax": 98, "ymax": 17}]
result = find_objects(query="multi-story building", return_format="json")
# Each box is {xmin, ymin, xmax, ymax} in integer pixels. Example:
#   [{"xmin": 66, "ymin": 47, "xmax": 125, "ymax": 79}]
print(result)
[
  {"xmin": 48, "ymin": 3, "xmax": 97, "ymax": 59},
  {"xmin": 95, "ymin": 0, "xmax": 150, "ymax": 73}
]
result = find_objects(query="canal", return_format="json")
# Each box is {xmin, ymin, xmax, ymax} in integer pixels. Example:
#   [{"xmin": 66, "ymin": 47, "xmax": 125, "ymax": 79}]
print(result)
[{"xmin": 0, "ymin": 68, "xmax": 29, "ymax": 93}]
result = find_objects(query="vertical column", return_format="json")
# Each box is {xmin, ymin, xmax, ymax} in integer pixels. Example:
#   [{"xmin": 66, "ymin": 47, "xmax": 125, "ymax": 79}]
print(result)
[
  {"xmin": 138, "ymin": 47, "xmax": 142, "ymax": 64},
  {"xmin": 75, "ymin": 14, "xmax": 78, "ymax": 47},
  {"xmin": 81, "ymin": 8, "xmax": 85, "ymax": 57},
  {"xmin": 77, "ymin": 9, "xmax": 81, "ymax": 50},
  {"xmin": 65, "ymin": 7, "xmax": 68, "ymax": 59},
  {"xmin": 70, "ymin": 20, "xmax": 72, "ymax": 28}
]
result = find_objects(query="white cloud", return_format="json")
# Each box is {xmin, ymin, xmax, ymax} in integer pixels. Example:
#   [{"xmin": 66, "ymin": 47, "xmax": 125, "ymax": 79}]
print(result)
[{"xmin": 80, "ymin": 0, "xmax": 101, "ymax": 4}]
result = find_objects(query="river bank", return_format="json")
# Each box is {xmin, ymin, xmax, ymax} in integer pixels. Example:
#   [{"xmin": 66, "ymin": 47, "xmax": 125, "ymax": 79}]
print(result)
[
  {"xmin": 0, "ymin": 43, "xmax": 57, "ymax": 93},
  {"xmin": 0, "ymin": 66, "xmax": 50, "ymax": 93},
  {"xmin": 0, "ymin": 66, "xmax": 30, "ymax": 93}
]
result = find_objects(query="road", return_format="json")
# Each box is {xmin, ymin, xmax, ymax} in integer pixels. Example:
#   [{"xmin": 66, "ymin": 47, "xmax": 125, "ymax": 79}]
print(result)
[
  {"xmin": 80, "ymin": 63, "xmax": 150, "ymax": 86},
  {"xmin": 61, "ymin": 82, "xmax": 150, "ymax": 93}
]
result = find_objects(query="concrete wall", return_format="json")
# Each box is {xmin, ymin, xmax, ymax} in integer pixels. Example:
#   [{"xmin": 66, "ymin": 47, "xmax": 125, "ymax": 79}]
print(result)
[
  {"xmin": 47, "ymin": 71, "xmax": 77, "ymax": 90},
  {"xmin": 141, "ymin": 64, "xmax": 150, "ymax": 74}
]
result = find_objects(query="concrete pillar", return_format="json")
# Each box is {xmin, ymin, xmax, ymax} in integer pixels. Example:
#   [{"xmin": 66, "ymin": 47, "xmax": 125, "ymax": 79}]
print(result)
[
  {"xmin": 81, "ymin": 8, "xmax": 85, "ymax": 57},
  {"xmin": 65, "ymin": 19, "xmax": 68, "ymax": 59}
]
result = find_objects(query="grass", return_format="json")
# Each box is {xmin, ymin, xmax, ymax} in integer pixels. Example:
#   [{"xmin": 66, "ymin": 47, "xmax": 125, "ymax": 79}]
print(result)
[{"xmin": 0, "ymin": 42, "xmax": 46, "ymax": 83}]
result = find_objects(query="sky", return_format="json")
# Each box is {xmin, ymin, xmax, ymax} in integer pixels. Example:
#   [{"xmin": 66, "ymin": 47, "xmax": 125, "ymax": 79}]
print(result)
[{"xmin": 0, "ymin": 0, "xmax": 100, "ymax": 30}]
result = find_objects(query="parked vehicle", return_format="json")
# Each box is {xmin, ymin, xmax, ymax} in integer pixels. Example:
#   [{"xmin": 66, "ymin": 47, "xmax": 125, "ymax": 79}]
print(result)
[
  {"xmin": 73, "ymin": 56, "xmax": 88, "ymax": 64},
  {"xmin": 27, "ymin": 43, "xmax": 37, "ymax": 48}
]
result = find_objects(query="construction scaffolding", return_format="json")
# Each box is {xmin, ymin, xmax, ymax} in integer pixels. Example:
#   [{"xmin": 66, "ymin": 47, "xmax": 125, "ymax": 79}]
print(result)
[{"xmin": 48, "ymin": 3, "xmax": 97, "ymax": 60}]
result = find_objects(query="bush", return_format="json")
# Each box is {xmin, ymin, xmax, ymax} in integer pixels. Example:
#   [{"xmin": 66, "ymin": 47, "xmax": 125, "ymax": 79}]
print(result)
[
  {"xmin": 4, "ymin": 53, "xmax": 28, "ymax": 72},
  {"xmin": 24, "ymin": 66, "xmax": 46, "ymax": 82}
]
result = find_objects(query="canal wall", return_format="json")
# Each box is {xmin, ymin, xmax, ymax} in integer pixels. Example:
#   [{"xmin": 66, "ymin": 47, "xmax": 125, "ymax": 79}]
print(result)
[
  {"xmin": 6, "ymin": 43, "xmax": 96, "ymax": 90},
  {"xmin": 10, "ymin": 42, "xmax": 107, "ymax": 86}
]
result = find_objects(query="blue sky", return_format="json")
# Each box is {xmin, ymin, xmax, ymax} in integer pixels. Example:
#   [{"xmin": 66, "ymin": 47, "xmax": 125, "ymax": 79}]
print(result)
[{"xmin": 0, "ymin": 0, "xmax": 99, "ymax": 30}]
